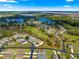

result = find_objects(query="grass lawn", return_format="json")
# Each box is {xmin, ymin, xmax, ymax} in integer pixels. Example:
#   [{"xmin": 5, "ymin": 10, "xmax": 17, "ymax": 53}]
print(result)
[
  {"xmin": 0, "ymin": 56, "xmax": 3, "ymax": 59},
  {"xmin": 64, "ymin": 34, "xmax": 79, "ymax": 40},
  {"xmin": 4, "ymin": 41, "xmax": 32, "ymax": 48},
  {"xmin": 46, "ymin": 50, "xmax": 54, "ymax": 59},
  {"xmin": 64, "ymin": 34, "xmax": 79, "ymax": 46},
  {"xmin": 64, "ymin": 34, "xmax": 79, "ymax": 54},
  {"xmin": 26, "ymin": 49, "xmax": 31, "ymax": 53},
  {"xmin": 24, "ymin": 26, "xmax": 49, "ymax": 42}
]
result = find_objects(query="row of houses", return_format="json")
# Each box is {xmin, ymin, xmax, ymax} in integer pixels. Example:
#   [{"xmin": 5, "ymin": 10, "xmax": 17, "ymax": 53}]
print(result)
[
  {"xmin": 12, "ymin": 33, "xmax": 44, "ymax": 47},
  {"xmin": 0, "ymin": 48, "xmax": 77, "ymax": 59},
  {"xmin": 0, "ymin": 33, "xmax": 45, "ymax": 59},
  {"xmin": 0, "ymin": 49, "xmax": 47, "ymax": 59}
]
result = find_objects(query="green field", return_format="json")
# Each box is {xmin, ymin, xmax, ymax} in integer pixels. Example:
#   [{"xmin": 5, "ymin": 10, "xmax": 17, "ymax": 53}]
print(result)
[{"xmin": 24, "ymin": 26, "xmax": 49, "ymax": 42}]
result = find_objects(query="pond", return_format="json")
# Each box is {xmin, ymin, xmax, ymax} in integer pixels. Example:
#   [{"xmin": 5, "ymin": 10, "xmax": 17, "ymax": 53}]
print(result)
[{"xmin": 39, "ymin": 17, "xmax": 56, "ymax": 25}]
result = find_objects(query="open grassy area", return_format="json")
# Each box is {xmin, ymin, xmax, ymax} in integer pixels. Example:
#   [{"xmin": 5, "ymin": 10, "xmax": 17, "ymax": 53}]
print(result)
[
  {"xmin": 4, "ymin": 41, "xmax": 32, "ymax": 48},
  {"xmin": 64, "ymin": 34, "xmax": 79, "ymax": 54},
  {"xmin": 0, "ymin": 30, "xmax": 13, "ymax": 39},
  {"xmin": 46, "ymin": 50, "xmax": 54, "ymax": 59},
  {"xmin": 64, "ymin": 34, "xmax": 79, "ymax": 40},
  {"xmin": 0, "ymin": 29, "xmax": 22, "ymax": 39},
  {"xmin": 26, "ymin": 49, "xmax": 31, "ymax": 53},
  {"xmin": 0, "ymin": 57, "xmax": 3, "ymax": 59},
  {"xmin": 24, "ymin": 26, "xmax": 49, "ymax": 42},
  {"xmin": 64, "ymin": 34, "xmax": 79, "ymax": 46}
]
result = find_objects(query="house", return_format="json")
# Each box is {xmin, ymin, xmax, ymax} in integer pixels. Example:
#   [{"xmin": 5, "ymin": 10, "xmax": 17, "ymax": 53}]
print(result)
[
  {"xmin": 36, "ymin": 24, "xmax": 50, "ymax": 30},
  {"xmin": 37, "ymin": 50, "xmax": 47, "ymax": 59},
  {"xmin": 3, "ymin": 49, "xmax": 14, "ymax": 59},
  {"xmin": 29, "ymin": 36, "xmax": 44, "ymax": 47},
  {"xmin": 27, "ymin": 19, "xmax": 41, "ymax": 26},
  {"xmin": 51, "ymin": 51, "xmax": 59, "ymax": 59},
  {"xmin": 16, "ymin": 37, "xmax": 28, "ymax": 44},
  {"xmin": 45, "ymin": 27, "xmax": 56, "ymax": 34},
  {"xmin": 15, "ymin": 49, "xmax": 26, "ymax": 59},
  {"xmin": 67, "ymin": 44, "xmax": 73, "ymax": 49}
]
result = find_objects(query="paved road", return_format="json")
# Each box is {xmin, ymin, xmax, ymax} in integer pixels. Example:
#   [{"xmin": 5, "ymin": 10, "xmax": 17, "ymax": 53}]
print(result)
[
  {"xmin": 0, "ymin": 47, "xmax": 79, "ymax": 56},
  {"xmin": 37, "ymin": 50, "xmax": 47, "ymax": 59},
  {"xmin": 52, "ymin": 51, "xmax": 59, "ymax": 59}
]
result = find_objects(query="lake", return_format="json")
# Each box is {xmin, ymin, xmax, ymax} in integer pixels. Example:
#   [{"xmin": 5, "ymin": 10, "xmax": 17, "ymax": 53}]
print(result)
[{"xmin": 39, "ymin": 17, "xmax": 55, "ymax": 25}]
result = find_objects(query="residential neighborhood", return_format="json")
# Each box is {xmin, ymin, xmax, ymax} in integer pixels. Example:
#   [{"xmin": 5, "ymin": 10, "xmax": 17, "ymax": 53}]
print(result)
[{"xmin": 0, "ymin": 11, "xmax": 79, "ymax": 59}]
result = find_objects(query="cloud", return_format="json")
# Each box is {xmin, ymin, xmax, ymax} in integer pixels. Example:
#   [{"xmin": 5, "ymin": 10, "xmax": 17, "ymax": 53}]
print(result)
[
  {"xmin": 64, "ymin": 5, "xmax": 71, "ymax": 7},
  {"xmin": 0, "ymin": 0, "xmax": 17, "ymax": 2},
  {"xmin": 66, "ymin": 0, "xmax": 74, "ymax": 2},
  {"xmin": 0, "ymin": 7, "xmax": 79, "ymax": 11},
  {"xmin": 3, "ymin": 4, "xmax": 12, "ymax": 8}
]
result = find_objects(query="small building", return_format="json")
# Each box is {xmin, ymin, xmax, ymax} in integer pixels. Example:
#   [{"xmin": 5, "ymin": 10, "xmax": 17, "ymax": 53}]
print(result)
[
  {"xmin": 16, "ymin": 37, "xmax": 28, "ymax": 44},
  {"xmin": 37, "ymin": 50, "xmax": 47, "ymax": 59},
  {"xmin": 3, "ymin": 49, "xmax": 14, "ymax": 59},
  {"xmin": 15, "ymin": 49, "xmax": 26, "ymax": 59},
  {"xmin": 36, "ymin": 24, "xmax": 50, "ymax": 30},
  {"xmin": 27, "ymin": 20, "xmax": 41, "ymax": 26},
  {"xmin": 67, "ymin": 44, "xmax": 73, "ymax": 49}
]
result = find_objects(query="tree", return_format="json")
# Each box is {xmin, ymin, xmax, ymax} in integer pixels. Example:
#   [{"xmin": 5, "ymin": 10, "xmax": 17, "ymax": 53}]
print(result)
[
  {"xmin": 25, "ymin": 36, "xmax": 29, "ymax": 40},
  {"xmin": 47, "ymin": 39, "xmax": 53, "ymax": 47}
]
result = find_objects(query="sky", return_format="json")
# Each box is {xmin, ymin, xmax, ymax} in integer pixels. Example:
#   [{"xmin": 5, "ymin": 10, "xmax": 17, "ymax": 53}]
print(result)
[{"xmin": 0, "ymin": 0, "xmax": 79, "ymax": 11}]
